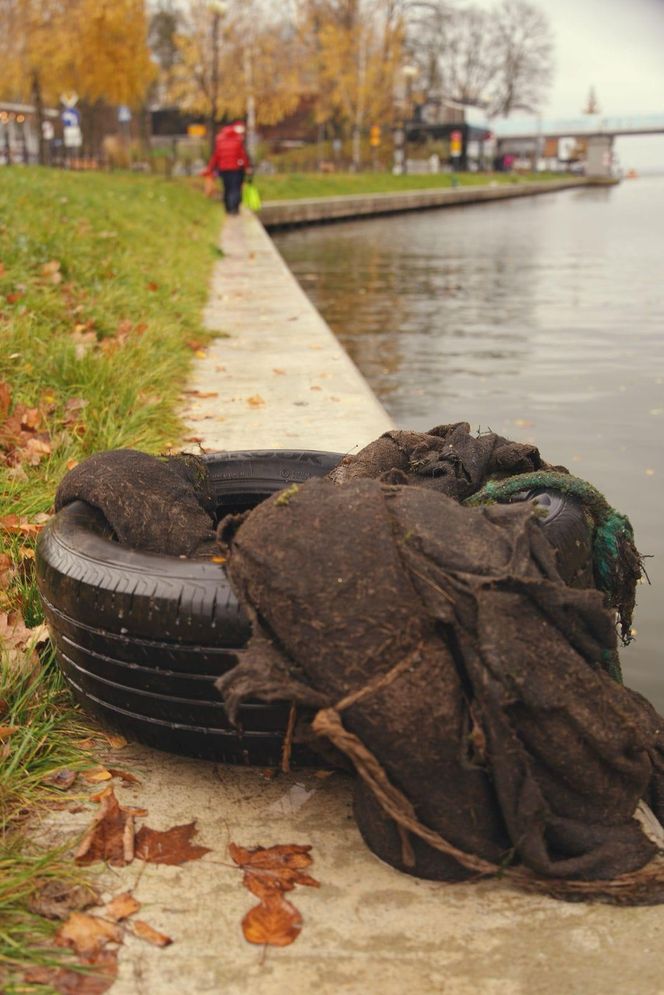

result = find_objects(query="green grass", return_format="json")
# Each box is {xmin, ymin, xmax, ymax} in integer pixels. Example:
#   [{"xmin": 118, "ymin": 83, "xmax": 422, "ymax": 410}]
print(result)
[
  {"xmin": 254, "ymin": 170, "xmax": 565, "ymax": 201},
  {"xmin": 0, "ymin": 167, "xmax": 221, "ymax": 985},
  {"xmin": 0, "ymin": 657, "xmax": 94, "ymax": 986}
]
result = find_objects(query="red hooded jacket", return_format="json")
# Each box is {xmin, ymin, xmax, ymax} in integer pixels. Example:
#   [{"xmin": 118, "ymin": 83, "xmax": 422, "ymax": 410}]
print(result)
[{"xmin": 205, "ymin": 122, "xmax": 250, "ymax": 174}]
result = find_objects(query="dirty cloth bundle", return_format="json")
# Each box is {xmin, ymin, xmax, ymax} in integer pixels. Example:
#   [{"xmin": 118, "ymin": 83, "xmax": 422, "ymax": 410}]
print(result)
[
  {"xmin": 218, "ymin": 425, "xmax": 664, "ymax": 903},
  {"xmin": 55, "ymin": 449, "xmax": 216, "ymax": 557}
]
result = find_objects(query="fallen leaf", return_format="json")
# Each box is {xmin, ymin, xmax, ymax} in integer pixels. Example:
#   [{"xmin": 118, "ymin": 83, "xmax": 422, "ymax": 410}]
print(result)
[
  {"xmin": 0, "ymin": 725, "xmax": 19, "ymax": 738},
  {"xmin": 29, "ymin": 880, "xmax": 100, "ymax": 921},
  {"xmin": 0, "ymin": 515, "xmax": 44, "ymax": 536},
  {"xmin": 134, "ymin": 822, "xmax": 210, "ymax": 865},
  {"xmin": 75, "ymin": 788, "xmax": 135, "ymax": 867},
  {"xmin": 89, "ymin": 785, "xmax": 113, "ymax": 803},
  {"xmin": 108, "ymin": 768, "xmax": 140, "ymax": 785},
  {"xmin": 102, "ymin": 732, "xmax": 128, "ymax": 749},
  {"xmin": 42, "ymin": 260, "xmax": 62, "ymax": 276},
  {"xmin": 0, "ymin": 612, "xmax": 48, "ymax": 673},
  {"xmin": 242, "ymin": 894, "xmax": 302, "ymax": 947},
  {"xmin": 104, "ymin": 892, "xmax": 141, "ymax": 922},
  {"xmin": 272, "ymin": 368, "xmax": 286, "ymax": 375},
  {"xmin": 130, "ymin": 919, "xmax": 173, "ymax": 947},
  {"xmin": 83, "ymin": 768, "xmax": 113, "ymax": 783},
  {"xmin": 230, "ymin": 842, "xmax": 318, "ymax": 948},
  {"xmin": 71, "ymin": 330, "xmax": 98, "ymax": 359},
  {"xmin": 194, "ymin": 349, "xmax": 207, "ymax": 359},
  {"xmin": 0, "ymin": 380, "xmax": 11, "ymax": 419},
  {"xmin": 183, "ymin": 390, "xmax": 219, "ymax": 398},
  {"xmin": 247, "ymin": 394, "xmax": 265, "ymax": 408},
  {"xmin": 56, "ymin": 912, "xmax": 122, "ymax": 956},
  {"xmin": 229, "ymin": 843, "xmax": 314, "ymax": 872},
  {"xmin": 24, "ymin": 949, "xmax": 118, "ymax": 994},
  {"xmin": 147, "ymin": 281, "xmax": 159, "ymax": 292},
  {"xmin": 44, "ymin": 768, "xmax": 77, "ymax": 790},
  {"xmin": 0, "ymin": 552, "xmax": 14, "ymax": 588}
]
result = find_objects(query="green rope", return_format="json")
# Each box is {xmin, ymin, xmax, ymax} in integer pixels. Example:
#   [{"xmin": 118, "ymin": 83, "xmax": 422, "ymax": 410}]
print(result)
[{"xmin": 464, "ymin": 471, "xmax": 644, "ymax": 684}]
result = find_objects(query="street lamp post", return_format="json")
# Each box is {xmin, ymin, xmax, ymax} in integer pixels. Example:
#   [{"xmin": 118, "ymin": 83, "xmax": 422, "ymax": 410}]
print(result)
[
  {"xmin": 393, "ymin": 64, "xmax": 418, "ymax": 175},
  {"xmin": 207, "ymin": 0, "xmax": 227, "ymax": 154}
]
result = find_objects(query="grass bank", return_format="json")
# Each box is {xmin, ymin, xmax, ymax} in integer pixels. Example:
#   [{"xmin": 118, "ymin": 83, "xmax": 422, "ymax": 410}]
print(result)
[
  {"xmin": 0, "ymin": 167, "xmax": 220, "ymax": 986},
  {"xmin": 254, "ymin": 170, "xmax": 563, "ymax": 201}
]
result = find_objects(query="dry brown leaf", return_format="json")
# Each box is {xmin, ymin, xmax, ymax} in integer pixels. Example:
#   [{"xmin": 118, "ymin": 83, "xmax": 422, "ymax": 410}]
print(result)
[
  {"xmin": 42, "ymin": 260, "xmax": 61, "ymax": 276},
  {"xmin": 0, "ymin": 552, "xmax": 14, "ymax": 588},
  {"xmin": 0, "ymin": 514, "xmax": 44, "ymax": 536},
  {"xmin": 75, "ymin": 788, "xmax": 135, "ymax": 867},
  {"xmin": 29, "ymin": 880, "xmax": 100, "ymax": 921},
  {"xmin": 272, "ymin": 368, "xmax": 286, "ymax": 375},
  {"xmin": 88, "ymin": 785, "xmax": 113, "ymax": 803},
  {"xmin": 0, "ymin": 725, "xmax": 19, "ymax": 738},
  {"xmin": 134, "ymin": 822, "xmax": 210, "ymax": 865},
  {"xmin": 104, "ymin": 892, "xmax": 141, "ymax": 922},
  {"xmin": 130, "ymin": 919, "xmax": 173, "ymax": 947},
  {"xmin": 71, "ymin": 330, "xmax": 98, "ymax": 359},
  {"xmin": 107, "ymin": 768, "xmax": 140, "ymax": 785},
  {"xmin": 44, "ymin": 768, "xmax": 77, "ymax": 790},
  {"xmin": 231, "ymin": 842, "xmax": 317, "ymax": 948},
  {"xmin": 247, "ymin": 394, "xmax": 266, "ymax": 408},
  {"xmin": 0, "ymin": 612, "xmax": 48, "ymax": 673},
  {"xmin": 183, "ymin": 390, "xmax": 219, "ymax": 398},
  {"xmin": 242, "ymin": 894, "xmax": 303, "ymax": 947},
  {"xmin": 56, "ymin": 912, "xmax": 122, "ymax": 956},
  {"xmin": 229, "ymin": 842, "xmax": 314, "ymax": 872},
  {"xmin": 101, "ymin": 732, "xmax": 128, "ymax": 749},
  {"xmin": 83, "ymin": 768, "xmax": 113, "ymax": 783},
  {"xmin": 24, "ymin": 948, "xmax": 118, "ymax": 995}
]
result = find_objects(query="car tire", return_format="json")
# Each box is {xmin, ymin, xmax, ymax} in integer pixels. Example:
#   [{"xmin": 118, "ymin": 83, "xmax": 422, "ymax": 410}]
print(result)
[{"xmin": 37, "ymin": 450, "xmax": 342, "ymax": 765}]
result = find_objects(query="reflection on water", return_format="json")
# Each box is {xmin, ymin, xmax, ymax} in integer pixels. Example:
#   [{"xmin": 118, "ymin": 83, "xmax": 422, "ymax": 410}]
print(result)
[{"xmin": 274, "ymin": 179, "xmax": 664, "ymax": 709}]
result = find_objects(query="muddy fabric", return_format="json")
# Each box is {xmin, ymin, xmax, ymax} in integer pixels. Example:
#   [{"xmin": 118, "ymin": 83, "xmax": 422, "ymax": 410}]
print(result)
[
  {"xmin": 56, "ymin": 449, "xmax": 216, "ymax": 557},
  {"xmin": 329, "ymin": 422, "xmax": 560, "ymax": 500},
  {"xmin": 217, "ymin": 478, "xmax": 664, "ymax": 898}
]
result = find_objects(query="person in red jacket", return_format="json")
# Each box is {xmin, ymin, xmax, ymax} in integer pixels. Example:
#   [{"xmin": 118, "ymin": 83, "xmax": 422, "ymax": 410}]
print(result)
[{"xmin": 204, "ymin": 120, "xmax": 251, "ymax": 216}]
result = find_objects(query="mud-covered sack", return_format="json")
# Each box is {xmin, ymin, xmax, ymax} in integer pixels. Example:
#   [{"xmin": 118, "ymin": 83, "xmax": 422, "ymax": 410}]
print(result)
[
  {"xmin": 55, "ymin": 449, "xmax": 216, "ymax": 557},
  {"xmin": 217, "ymin": 477, "xmax": 664, "ymax": 900},
  {"xmin": 328, "ymin": 421, "xmax": 557, "ymax": 499}
]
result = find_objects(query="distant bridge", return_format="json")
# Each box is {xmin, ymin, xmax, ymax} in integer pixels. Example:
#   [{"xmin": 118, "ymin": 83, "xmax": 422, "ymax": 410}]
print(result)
[
  {"xmin": 466, "ymin": 113, "xmax": 664, "ymax": 177},
  {"xmin": 488, "ymin": 113, "xmax": 664, "ymax": 141}
]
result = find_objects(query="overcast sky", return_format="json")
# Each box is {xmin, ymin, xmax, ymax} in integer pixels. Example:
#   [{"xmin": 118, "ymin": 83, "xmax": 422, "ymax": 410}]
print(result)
[{"xmin": 513, "ymin": 0, "xmax": 664, "ymax": 169}]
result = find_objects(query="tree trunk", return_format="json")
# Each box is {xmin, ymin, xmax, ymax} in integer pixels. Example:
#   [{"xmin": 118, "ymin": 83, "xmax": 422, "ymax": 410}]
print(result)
[{"xmin": 31, "ymin": 70, "xmax": 45, "ymax": 166}]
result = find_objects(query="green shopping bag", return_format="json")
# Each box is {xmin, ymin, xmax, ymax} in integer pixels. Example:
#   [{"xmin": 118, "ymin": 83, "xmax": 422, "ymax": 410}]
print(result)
[{"xmin": 242, "ymin": 180, "xmax": 262, "ymax": 212}]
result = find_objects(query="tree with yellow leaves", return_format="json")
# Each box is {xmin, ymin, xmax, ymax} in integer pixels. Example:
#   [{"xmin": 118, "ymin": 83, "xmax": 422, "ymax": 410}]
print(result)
[
  {"xmin": 168, "ymin": 0, "xmax": 302, "ymax": 152},
  {"xmin": 295, "ymin": 0, "xmax": 404, "ymax": 168},
  {"xmin": 0, "ymin": 0, "xmax": 154, "ymax": 163}
]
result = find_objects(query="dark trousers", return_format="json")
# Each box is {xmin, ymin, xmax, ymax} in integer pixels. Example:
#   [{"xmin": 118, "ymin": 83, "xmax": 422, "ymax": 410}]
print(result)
[{"xmin": 220, "ymin": 169, "xmax": 244, "ymax": 214}]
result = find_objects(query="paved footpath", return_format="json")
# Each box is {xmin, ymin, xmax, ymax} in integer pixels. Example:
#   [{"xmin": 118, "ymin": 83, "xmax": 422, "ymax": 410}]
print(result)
[{"xmin": 45, "ymin": 211, "xmax": 663, "ymax": 995}]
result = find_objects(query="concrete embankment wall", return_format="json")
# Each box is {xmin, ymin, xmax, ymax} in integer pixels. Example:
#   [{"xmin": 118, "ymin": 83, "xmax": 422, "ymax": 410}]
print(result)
[{"xmin": 259, "ymin": 178, "xmax": 593, "ymax": 229}]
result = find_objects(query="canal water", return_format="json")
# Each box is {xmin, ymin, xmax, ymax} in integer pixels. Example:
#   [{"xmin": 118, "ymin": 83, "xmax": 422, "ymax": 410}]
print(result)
[{"xmin": 274, "ymin": 178, "xmax": 664, "ymax": 709}]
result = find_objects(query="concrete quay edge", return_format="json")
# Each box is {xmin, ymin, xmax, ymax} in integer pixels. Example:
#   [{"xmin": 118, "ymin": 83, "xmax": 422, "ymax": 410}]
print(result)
[
  {"xmin": 42, "ymin": 208, "xmax": 661, "ymax": 995},
  {"xmin": 259, "ymin": 178, "xmax": 597, "ymax": 229},
  {"xmin": 180, "ymin": 210, "xmax": 394, "ymax": 453}
]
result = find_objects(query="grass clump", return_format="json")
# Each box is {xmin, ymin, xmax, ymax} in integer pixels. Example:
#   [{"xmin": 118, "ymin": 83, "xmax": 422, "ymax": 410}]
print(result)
[{"xmin": 0, "ymin": 166, "xmax": 220, "ymax": 984}]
